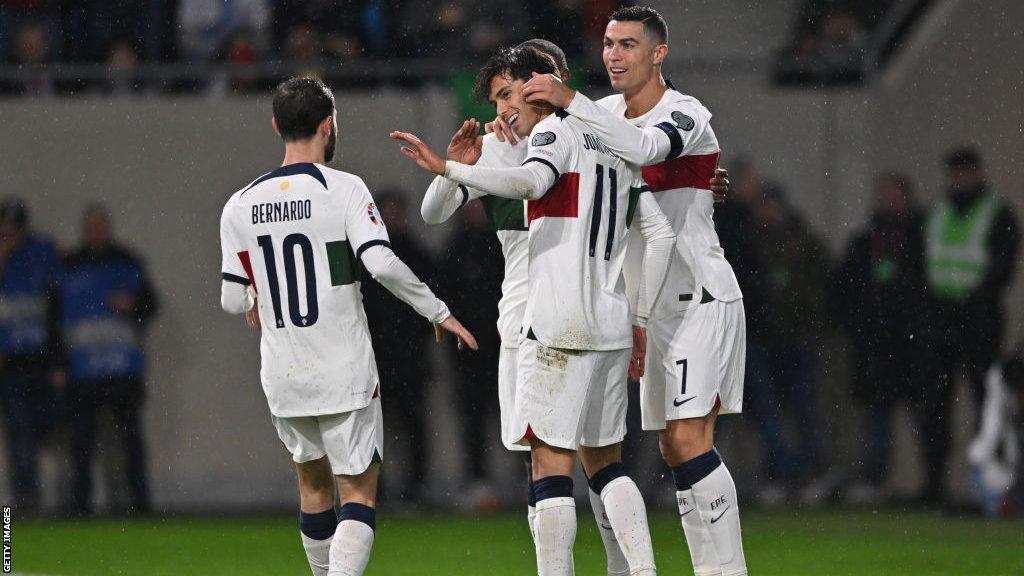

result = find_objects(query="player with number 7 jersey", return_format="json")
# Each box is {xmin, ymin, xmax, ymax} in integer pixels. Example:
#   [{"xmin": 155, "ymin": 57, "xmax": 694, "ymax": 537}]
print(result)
[{"xmin": 392, "ymin": 45, "xmax": 675, "ymax": 576}]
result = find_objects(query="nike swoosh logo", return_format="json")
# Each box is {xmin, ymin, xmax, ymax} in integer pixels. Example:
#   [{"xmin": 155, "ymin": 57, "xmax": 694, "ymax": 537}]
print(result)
[
  {"xmin": 680, "ymin": 508, "xmax": 695, "ymax": 517},
  {"xmin": 709, "ymin": 506, "xmax": 730, "ymax": 524},
  {"xmin": 673, "ymin": 396, "xmax": 696, "ymax": 407},
  {"xmin": 600, "ymin": 523, "xmax": 613, "ymax": 530}
]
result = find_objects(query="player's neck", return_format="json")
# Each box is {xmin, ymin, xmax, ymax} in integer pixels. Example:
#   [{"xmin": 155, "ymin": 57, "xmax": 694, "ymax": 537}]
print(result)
[
  {"xmin": 281, "ymin": 141, "xmax": 326, "ymax": 167},
  {"xmin": 622, "ymin": 75, "xmax": 668, "ymax": 119}
]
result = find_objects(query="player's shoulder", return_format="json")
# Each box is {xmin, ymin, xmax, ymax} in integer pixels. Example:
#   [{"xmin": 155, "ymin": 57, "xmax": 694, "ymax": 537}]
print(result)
[
  {"xmin": 657, "ymin": 89, "xmax": 713, "ymax": 125},
  {"xmin": 530, "ymin": 110, "xmax": 576, "ymax": 143},
  {"xmin": 481, "ymin": 131, "xmax": 527, "ymax": 164},
  {"xmin": 595, "ymin": 93, "xmax": 624, "ymax": 112},
  {"xmin": 316, "ymin": 164, "xmax": 369, "ymax": 193}
]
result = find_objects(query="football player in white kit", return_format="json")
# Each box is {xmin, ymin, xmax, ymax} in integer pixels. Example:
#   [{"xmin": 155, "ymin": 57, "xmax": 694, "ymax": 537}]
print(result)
[
  {"xmin": 520, "ymin": 7, "xmax": 749, "ymax": 576},
  {"xmin": 219, "ymin": 77, "xmax": 477, "ymax": 576},
  {"xmin": 393, "ymin": 46, "xmax": 675, "ymax": 576},
  {"xmin": 419, "ymin": 39, "xmax": 638, "ymax": 576}
]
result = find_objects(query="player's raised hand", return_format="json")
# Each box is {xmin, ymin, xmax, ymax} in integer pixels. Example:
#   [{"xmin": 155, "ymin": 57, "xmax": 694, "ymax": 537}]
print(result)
[
  {"xmin": 447, "ymin": 119, "xmax": 483, "ymax": 165},
  {"xmin": 434, "ymin": 315, "xmax": 479, "ymax": 351},
  {"xmin": 710, "ymin": 168, "xmax": 730, "ymax": 203},
  {"xmin": 522, "ymin": 72, "xmax": 575, "ymax": 109},
  {"xmin": 629, "ymin": 325, "xmax": 647, "ymax": 382},
  {"xmin": 390, "ymin": 131, "xmax": 446, "ymax": 175},
  {"xmin": 485, "ymin": 115, "xmax": 518, "ymax": 145}
]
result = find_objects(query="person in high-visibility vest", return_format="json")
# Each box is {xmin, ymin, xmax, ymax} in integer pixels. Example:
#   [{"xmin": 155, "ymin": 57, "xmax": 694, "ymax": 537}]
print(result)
[{"xmin": 922, "ymin": 147, "xmax": 1020, "ymax": 506}]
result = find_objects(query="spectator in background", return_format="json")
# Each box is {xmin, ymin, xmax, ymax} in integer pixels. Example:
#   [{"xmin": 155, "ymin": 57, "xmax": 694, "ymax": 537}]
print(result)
[
  {"xmin": 746, "ymin": 186, "xmax": 830, "ymax": 503},
  {"xmin": 102, "ymin": 39, "xmax": 144, "ymax": 96},
  {"xmin": 274, "ymin": 0, "xmax": 385, "ymax": 60},
  {"xmin": 59, "ymin": 205, "xmax": 158, "ymax": 516},
  {"xmin": 833, "ymin": 173, "xmax": 929, "ymax": 503},
  {"xmin": 177, "ymin": 0, "xmax": 270, "ymax": 62},
  {"xmin": 921, "ymin": 147, "xmax": 1020, "ymax": 505},
  {"xmin": 360, "ymin": 193, "xmax": 434, "ymax": 504},
  {"xmin": 435, "ymin": 201, "xmax": 503, "ymax": 509},
  {"xmin": 0, "ymin": 199, "xmax": 61, "ymax": 514},
  {"xmin": 0, "ymin": 22, "xmax": 54, "ymax": 96},
  {"xmin": 208, "ymin": 30, "xmax": 262, "ymax": 96},
  {"xmin": 283, "ymin": 24, "xmax": 324, "ymax": 78},
  {"xmin": 397, "ymin": 0, "xmax": 526, "ymax": 59},
  {"xmin": 57, "ymin": 1, "xmax": 170, "ymax": 63}
]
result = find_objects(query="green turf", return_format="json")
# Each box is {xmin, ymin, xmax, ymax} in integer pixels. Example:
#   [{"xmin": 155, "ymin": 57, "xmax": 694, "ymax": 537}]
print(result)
[{"xmin": 13, "ymin": 510, "xmax": 1024, "ymax": 575}]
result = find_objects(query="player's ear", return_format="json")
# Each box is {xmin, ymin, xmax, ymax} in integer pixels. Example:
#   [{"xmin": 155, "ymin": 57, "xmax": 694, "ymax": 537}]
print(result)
[
  {"xmin": 319, "ymin": 115, "xmax": 333, "ymax": 136},
  {"xmin": 652, "ymin": 44, "xmax": 668, "ymax": 66},
  {"xmin": 271, "ymin": 117, "xmax": 281, "ymax": 136}
]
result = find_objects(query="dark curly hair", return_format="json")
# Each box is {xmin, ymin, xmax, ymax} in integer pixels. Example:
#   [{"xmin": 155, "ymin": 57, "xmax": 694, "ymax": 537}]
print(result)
[{"xmin": 472, "ymin": 46, "xmax": 557, "ymax": 104}]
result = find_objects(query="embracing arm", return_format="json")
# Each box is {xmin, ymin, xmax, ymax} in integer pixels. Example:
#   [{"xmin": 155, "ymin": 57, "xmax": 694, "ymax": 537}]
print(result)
[
  {"xmin": 421, "ymin": 176, "xmax": 473, "ymax": 224},
  {"xmin": 564, "ymin": 92, "xmax": 674, "ymax": 166},
  {"xmin": 220, "ymin": 279, "xmax": 255, "ymax": 315},
  {"xmin": 444, "ymin": 160, "xmax": 555, "ymax": 201}
]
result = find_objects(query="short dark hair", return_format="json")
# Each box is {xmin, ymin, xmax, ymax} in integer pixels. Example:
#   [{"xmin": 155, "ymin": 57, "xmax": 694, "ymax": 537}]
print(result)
[
  {"xmin": 609, "ymin": 6, "xmax": 669, "ymax": 44},
  {"xmin": 516, "ymin": 38, "xmax": 569, "ymax": 76},
  {"xmin": 945, "ymin": 146, "xmax": 981, "ymax": 170},
  {"xmin": 473, "ymin": 46, "xmax": 557, "ymax": 103},
  {"xmin": 272, "ymin": 76, "xmax": 335, "ymax": 141}
]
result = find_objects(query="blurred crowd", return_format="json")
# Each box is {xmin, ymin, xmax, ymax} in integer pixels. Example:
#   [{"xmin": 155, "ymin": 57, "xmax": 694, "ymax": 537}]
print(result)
[
  {"xmin": 720, "ymin": 147, "xmax": 1021, "ymax": 513},
  {"xmin": 0, "ymin": 0, "xmax": 629, "ymax": 96},
  {"xmin": 775, "ymin": 0, "xmax": 906, "ymax": 86},
  {"xmin": 1, "ymin": 145, "xmax": 1021, "ymax": 517},
  {"xmin": 0, "ymin": 200, "xmax": 157, "ymax": 516}
]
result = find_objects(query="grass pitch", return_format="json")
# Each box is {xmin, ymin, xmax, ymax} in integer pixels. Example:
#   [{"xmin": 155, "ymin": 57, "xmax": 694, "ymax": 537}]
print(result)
[{"xmin": 14, "ymin": 509, "xmax": 1024, "ymax": 575}]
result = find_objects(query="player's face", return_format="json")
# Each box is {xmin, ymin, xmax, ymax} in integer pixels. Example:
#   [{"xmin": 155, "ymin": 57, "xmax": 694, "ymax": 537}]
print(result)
[
  {"xmin": 489, "ymin": 74, "xmax": 542, "ymax": 137},
  {"xmin": 323, "ymin": 114, "xmax": 338, "ymax": 163},
  {"xmin": 603, "ymin": 21, "xmax": 662, "ymax": 93}
]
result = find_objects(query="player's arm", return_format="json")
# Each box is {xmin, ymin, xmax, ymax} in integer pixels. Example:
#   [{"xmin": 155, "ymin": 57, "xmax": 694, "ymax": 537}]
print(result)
[
  {"xmin": 393, "ymin": 128, "xmax": 562, "ymax": 201},
  {"xmin": 633, "ymin": 190, "xmax": 675, "ymax": 326},
  {"xmin": 219, "ymin": 205, "xmax": 256, "ymax": 315},
  {"xmin": 347, "ymin": 182, "xmax": 478, "ymax": 349},
  {"xmin": 522, "ymin": 73, "xmax": 698, "ymax": 167},
  {"xmin": 421, "ymin": 119, "xmax": 488, "ymax": 224}
]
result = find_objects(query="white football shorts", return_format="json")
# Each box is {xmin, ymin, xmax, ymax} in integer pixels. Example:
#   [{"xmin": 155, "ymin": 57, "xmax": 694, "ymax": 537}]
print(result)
[
  {"xmin": 512, "ymin": 338, "xmax": 630, "ymax": 450},
  {"xmin": 271, "ymin": 396, "xmax": 383, "ymax": 475},
  {"xmin": 498, "ymin": 345, "xmax": 530, "ymax": 452},
  {"xmin": 641, "ymin": 297, "xmax": 745, "ymax": 430}
]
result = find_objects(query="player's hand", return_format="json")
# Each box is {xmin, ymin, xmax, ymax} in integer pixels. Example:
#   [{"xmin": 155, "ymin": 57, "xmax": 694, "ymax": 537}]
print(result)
[
  {"xmin": 391, "ymin": 131, "xmax": 446, "ymax": 175},
  {"xmin": 485, "ymin": 115, "xmax": 518, "ymax": 145},
  {"xmin": 710, "ymin": 168, "xmax": 730, "ymax": 203},
  {"xmin": 629, "ymin": 325, "xmax": 647, "ymax": 382},
  {"xmin": 522, "ymin": 72, "xmax": 576, "ymax": 109},
  {"xmin": 447, "ymin": 119, "xmax": 484, "ymax": 165},
  {"xmin": 434, "ymin": 315, "xmax": 479, "ymax": 351},
  {"xmin": 243, "ymin": 305, "xmax": 260, "ymax": 327}
]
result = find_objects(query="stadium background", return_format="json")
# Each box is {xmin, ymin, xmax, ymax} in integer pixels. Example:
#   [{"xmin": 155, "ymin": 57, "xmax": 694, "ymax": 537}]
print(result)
[{"xmin": 2, "ymin": 0, "xmax": 1023, "ymax": 574}]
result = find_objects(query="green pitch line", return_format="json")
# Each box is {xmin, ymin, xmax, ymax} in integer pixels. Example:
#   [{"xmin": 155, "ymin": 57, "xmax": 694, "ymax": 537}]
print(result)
[{"xmin": 13, "ymin": 510, "xmax": 1024, "ymax": 576}]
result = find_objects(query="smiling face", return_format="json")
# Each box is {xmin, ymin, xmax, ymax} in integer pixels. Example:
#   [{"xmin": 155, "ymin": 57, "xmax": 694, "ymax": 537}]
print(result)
[
  {"xmin": 489, "ymin": 73, "xmax": 543, "ymax": 137},
  {"xmin": 603, "ymin": 20, "xmax": 665, "ymax": 94}
]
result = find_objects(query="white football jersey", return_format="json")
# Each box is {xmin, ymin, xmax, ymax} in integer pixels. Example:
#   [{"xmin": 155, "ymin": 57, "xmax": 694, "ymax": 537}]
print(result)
[
  {"xmin": 521, "ymin": 112, "xmax": 644, "ymax": 351},
  {"xmin": 472, "ymin": 134, "xmax": 530, "ymax": 346},
  {"xmin": 598, "ymin": 89, "xmax": 742, "ymax": 314},
  {"xmin": 220, "ymin": 163, "xmax": 387, "ymax": 417}
]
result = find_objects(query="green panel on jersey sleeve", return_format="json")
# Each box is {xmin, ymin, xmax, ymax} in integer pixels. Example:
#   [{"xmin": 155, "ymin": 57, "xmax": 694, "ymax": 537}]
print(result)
[
  {"xmin": 326, "ymin": 240, "xmax": 363, "ymax": 286},
  {"xmin": 626, "ymin": 187, "xmax": 643, "ymax": 228},
  {"xmin": 479, "ymin": 196, "xmax": 528, "ymax": 231}
]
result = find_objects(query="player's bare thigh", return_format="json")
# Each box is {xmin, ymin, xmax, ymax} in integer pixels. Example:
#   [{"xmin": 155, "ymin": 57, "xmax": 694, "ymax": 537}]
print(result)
[
  {"xmin": 659, "ymin": 404, "xmax": 720, "ymax": 467},
  {"xmin": 336, "ymin": 461, "xmax": 380, "ymax": 507}
]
